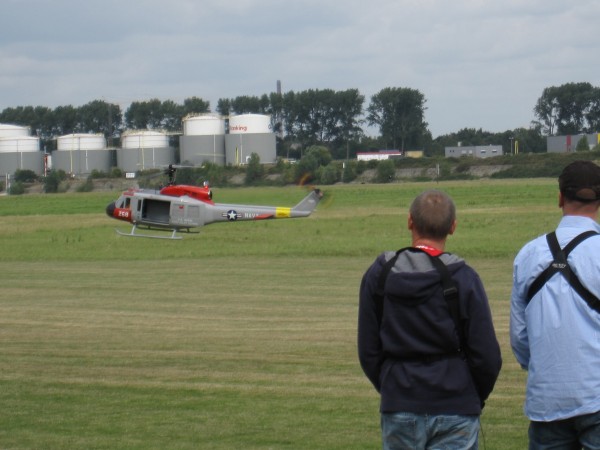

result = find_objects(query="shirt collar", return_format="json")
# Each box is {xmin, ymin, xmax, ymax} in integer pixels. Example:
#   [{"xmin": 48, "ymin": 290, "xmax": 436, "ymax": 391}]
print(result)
[{"xmin": 558, "ymin": 215, "xmax": 600, "ymax": 232}]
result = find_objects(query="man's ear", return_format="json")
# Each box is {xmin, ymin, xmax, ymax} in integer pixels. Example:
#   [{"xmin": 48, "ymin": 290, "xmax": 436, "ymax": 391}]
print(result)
[
  {"xmin": 448, "ymin": 219, "xmax": 457, "ymax": 236},
  {"xmin": 558, "ymin": 191, "xmax": 564, "ymax": 208},
  {"xmin": 408, "ymin": 213, "xmax": 414, "ymax": 231}
]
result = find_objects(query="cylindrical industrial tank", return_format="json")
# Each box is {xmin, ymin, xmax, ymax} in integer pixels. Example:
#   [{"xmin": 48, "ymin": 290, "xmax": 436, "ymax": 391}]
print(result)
[
  {"xmin": 228, "ymin": 114, "xmax": 271, "ymax": 134},
  {"xmin": 183, "ymin": 114, "xmax": 226, "ymax": 136},
  {"xmin": 0, "ymin": 136, "xmax": 43, "ymax": 176},
  {"xmin": 0, "ymin": 123, "xmax": 30, "ymax": 138},
  {"xmin": 225, "ymin": 114, "xmax": 276, "ymax": 165},
  {"xmin": 121, "ymin": 130, "xmax": 169, "ymax": 149},
  {"xmin": 180, "ymin": 114, "xmax": 226, "ymax": 166},
  {"xmin": 52, "ymin": 133, "xmax": 111, "ymax": 175},
  {"xmin": 0, "ymin": 136, "xmax": 40, "ymax": 152},
  {"xmin": 117, "ymin": 130, "xmax": 174, "ymax": 172},
  {"xmin": 57, "ymin": 133, "xmax": 106, "ymax": 151}
]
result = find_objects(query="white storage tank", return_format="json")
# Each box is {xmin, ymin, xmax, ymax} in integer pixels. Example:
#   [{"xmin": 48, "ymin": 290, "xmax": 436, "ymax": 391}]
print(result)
[
  {"xmin": 0, "ymin": 136, "xmax": 40, "ymax": 152},
  {"xmin": 225, "ymin": 114, "xmax": 276, "ymax": 165},
  {"xmin": 52, "ymin": 133, "xmax": 111, "ymax": 175},
  {"xmin": 0, "ymin": 136, "xmax": 43, "ymax": 176},
  {"xmin": 118, "ymin": 129, "xmax": 174, "ymax": 172},
  {"xmin": 183, "ymin": 114, "xmax": 226, "ymax": 136},
  {"xmin": 180, "ymin": 115, "xmax": 226, "ymax": 166},
  {"xmin": 228, "ymin": 114, "xmax": 271, "ymax": 134},
  {"xmin": 0, "ymin": 123, "xmax": 30, "ymax": 138},
  {"xmin": 57, "ymin": 133, "xmax": 106, "ymax": 150},
  {"xmin": 122, "ymin": 130, "xmax": 169, "ymax": 149}
]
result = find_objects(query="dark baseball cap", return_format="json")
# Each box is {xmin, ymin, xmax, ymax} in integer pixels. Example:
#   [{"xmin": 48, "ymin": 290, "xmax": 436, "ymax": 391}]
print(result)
[{"xmin": 559, "ymin": 160, "xmax": 600, "ymax": 202}]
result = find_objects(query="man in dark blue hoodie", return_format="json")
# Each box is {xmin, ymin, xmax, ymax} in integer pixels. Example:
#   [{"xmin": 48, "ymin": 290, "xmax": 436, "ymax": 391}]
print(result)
[{"xmin": 358, "ymin": 189, "xmax": 502, "ymax": 449}]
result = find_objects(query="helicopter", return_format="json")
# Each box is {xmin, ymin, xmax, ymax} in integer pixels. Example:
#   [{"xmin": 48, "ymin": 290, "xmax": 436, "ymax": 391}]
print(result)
[{"xmin": 105, "ymin": 165, "xmax": 323, "ymax": 239}]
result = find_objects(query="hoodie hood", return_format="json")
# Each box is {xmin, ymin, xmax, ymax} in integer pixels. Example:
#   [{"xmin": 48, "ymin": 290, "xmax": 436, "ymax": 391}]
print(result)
[{"xmin": 384, "ymin": 250, "xmax": 465, "ymax": 304}]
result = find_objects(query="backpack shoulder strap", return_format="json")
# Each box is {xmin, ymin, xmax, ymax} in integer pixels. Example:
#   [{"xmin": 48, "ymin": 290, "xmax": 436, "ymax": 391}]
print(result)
[
  {"xmin": 562, "ymin": 230, "xmax": 598, "ymax": 255},
  {"xmin": 374, "ymin": 248, "xmax": 409, "ymax": 326},
  {"xmin": 425, "ymin": 254, "xmax": 465, "ymax": 353},
  {"xmin": 374, "ymin": 248, "xmax": 465, "ymax": 352},
  {"xmin": 526, "ymin": 232, "xmax": 564, "ymax": 301},
  {"xmin": 526, "ymin": 231, "xmax": 600, "ymax": 313}
]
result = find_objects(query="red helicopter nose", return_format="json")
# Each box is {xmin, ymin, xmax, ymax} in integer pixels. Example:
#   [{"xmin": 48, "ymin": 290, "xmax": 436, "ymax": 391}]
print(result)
[{"xmin": 106, "ymin": 202, "xmax": 116, "ymax": 218}]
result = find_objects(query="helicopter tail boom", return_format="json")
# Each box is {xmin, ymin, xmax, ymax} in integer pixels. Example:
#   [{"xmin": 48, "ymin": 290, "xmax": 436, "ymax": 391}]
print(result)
[
  {"xmin": 203, "ymin": 188, "xmax": 323, "ymax": 224},
  {"xmin": 290, "ymin": 188, "xmax": 322, "ymax": 217}
]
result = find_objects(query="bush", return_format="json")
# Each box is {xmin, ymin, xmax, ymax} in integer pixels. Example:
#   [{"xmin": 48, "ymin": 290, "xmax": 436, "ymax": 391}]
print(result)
[
  {"xmin": 8, "ymin": 181, "xmax": 25, "ymax": 195},
  {"xmin": 110, "ymin": 167, "xmax": 123, "ymax": 178},
  {"xmin": 245, "ymin": 153, "xmax": 264, "ymax": 185},
  {"xmin": 376, "ymin": 160, "xmax": 396, "ymax": 183},
  {"xmin": 197, "ymin": 162, "xmax": 229, "ymax": 187},
  {"xmin": 317, "ymin": 164, "xmax": 340, "ymax": 185},
  {"xmin": 294, "ymin": 154, "xmax": 320, "ymax": 184},
  {"xmin": 13, "ymin": 169, "xmax": 38, "ymax": 183},
  {"xmin": 576, "ymin": 136, "xmax": 590, "ymax": 152},
  {"xmin": 305, "ymin": 145, "xmax": 333, "ymax": 167},
  {"xmin": 43, "ymin": 170, "xmax": 67, "ymax": 193},
  {"xmin": 76, "ymin": 176, "xmax": 95, "ymax": 192},
  {"xmin": 342, "ymin": 162, "xmax": 357, "ymax": 183},
  {"xmin": 355, "ymin": 160, "xmax": 367, "ymax": 175}
]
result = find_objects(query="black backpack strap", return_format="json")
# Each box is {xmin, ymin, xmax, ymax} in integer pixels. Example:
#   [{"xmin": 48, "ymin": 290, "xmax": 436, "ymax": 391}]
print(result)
[
  {"xmin": 526, "ymin": 231, "xmax": 600, "ymax": 314},
  {"xmin": 374, "ymin": 248, "xmax": 409, "ymax": 326},
  {"xmin": 425, "ymin": 253, "xmax": 465, "ymax": 353},
  {"xmin": 526, "ymin": 232, "xmax": 564, "ymax": 301},
  {"xmin": 374, "ymin": 248, "xmax": 465, "ymax": 352},
  {"xmin": 562, "ymin": 230, "xmax": 598, "ymax": 255}
]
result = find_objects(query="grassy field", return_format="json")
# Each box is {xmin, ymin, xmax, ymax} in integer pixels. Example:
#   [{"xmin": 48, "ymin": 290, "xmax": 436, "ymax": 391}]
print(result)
[{"xmin": 0, "ymin": 179, "xmax": 563, "ymax": 449}]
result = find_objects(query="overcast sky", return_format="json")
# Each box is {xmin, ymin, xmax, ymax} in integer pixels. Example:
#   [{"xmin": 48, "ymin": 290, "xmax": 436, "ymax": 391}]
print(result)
[{"xmin": 1, "ymin": 0, "xmax": 598, "ymax": 138}]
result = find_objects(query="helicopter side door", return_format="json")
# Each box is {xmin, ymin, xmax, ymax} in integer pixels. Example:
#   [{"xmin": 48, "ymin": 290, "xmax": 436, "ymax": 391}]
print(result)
[{"xmin": 130, "ymin": 196, "xmax": 171, "ymax": 226}]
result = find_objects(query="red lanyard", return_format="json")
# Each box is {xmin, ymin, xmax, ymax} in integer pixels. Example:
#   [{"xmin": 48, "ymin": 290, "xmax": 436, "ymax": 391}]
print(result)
[{"xmin": 414, "ymin": 245, "xmax": 443, "ymax": 257}]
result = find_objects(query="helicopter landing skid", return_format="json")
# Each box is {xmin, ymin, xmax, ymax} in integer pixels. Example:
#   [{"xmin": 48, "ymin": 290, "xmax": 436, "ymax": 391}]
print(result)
[{"xmin": 115, "ymin": 225, "xmax": 182, "ymax": 240}]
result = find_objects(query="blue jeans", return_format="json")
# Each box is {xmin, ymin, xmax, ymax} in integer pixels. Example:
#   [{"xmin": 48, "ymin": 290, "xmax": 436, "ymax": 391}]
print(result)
[
  {"xmin": 529, "ymin": 411, "xmax": 600, "ymax": 450},
  {"xmin": 381, "ymin": 412, "xmax": 479, "ymax": 450}
]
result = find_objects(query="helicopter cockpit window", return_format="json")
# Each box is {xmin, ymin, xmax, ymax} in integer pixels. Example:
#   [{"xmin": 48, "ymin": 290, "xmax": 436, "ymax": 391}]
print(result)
[{"xmin": 115, "ymin": 197, "xmax": 131, "ymax": 209}]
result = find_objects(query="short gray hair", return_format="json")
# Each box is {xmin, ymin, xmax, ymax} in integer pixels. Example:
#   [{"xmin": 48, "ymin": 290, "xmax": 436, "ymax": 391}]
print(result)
[{"xmin": 409, "ymin": 190, "xmax": 456, "ymax": 239}]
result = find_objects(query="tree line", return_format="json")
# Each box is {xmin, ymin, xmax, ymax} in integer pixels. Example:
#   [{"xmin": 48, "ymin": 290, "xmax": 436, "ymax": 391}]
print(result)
[
  {"xmin": 1, "ymin": 82, "xmax": 598, "ymax": 158},
  {"xmin": 533, "ymin": 82, "xmax": 600, "ymax": 135}
]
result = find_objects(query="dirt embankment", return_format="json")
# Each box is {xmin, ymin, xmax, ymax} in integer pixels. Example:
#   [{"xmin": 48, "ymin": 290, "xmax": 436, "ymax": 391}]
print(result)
[
  {"xmin": 355, "ymin": 165, "xmax": 510, "ymax": 183},
  {"xmin": 22, "ymin": 178, "xmax": 138, "ymax": 194}
]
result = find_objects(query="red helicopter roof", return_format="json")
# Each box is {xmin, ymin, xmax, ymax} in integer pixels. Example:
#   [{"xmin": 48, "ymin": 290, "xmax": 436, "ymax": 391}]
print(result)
[{"xmin": 159, "ymin": 184, "xmax": 214, "ymax": 204}]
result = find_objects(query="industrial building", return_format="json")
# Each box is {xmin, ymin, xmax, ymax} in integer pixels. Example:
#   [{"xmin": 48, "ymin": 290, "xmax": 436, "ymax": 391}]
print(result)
[
  {"xmin": 546, "ymin": 133, "xmax": 600, "ymax": 153},
  {"xmin": 445, "ymin": 145, "xmax": 503, "ymax": 158},
  {"xmin": 356, "ymin": 150, "xmax": 402, "ymax": 161}
]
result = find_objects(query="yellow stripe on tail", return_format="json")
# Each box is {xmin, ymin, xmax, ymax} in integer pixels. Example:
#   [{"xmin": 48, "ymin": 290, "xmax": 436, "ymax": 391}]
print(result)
[{"xmin": 275, "ymin": 207, "xmax": 291, "ymax": 218}]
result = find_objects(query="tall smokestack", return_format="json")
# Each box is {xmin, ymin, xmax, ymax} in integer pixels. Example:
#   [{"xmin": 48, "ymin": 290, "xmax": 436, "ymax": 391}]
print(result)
[{"xmin": 275, "ymin": 80, "xmax": 284, "ymax": 140}]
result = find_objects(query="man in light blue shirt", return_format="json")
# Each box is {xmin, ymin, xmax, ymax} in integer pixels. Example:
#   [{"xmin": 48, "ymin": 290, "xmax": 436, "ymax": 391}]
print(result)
[{"xmin": 511, "ymin": 160, "xmax": 600, "ymax": 449}]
